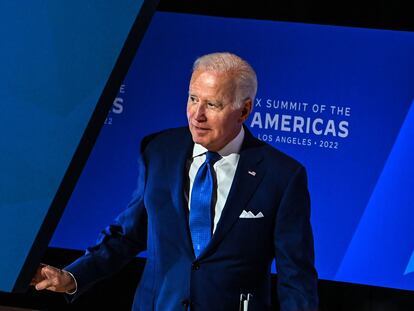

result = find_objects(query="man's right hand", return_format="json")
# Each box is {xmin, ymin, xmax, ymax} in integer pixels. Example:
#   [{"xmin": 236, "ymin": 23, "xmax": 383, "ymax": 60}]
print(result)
[{"xmin": 30, "ymin": 263, "xmax": 77, "ymax": 293}]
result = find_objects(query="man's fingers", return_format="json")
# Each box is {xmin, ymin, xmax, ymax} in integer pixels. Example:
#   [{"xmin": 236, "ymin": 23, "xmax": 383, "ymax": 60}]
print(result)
[
  {"xmin": 34, "ymin": 278, "xmax": 54, "ymax": 291},
  {"xmin": 30, "ymin": 264, "xmax": 49, "ymax": 286},
  {"xmin": 31, "ymin": 264, "xmax": 76, "ymax": 293},
  {"xmin": 30, "ymin": 274, "xmax": 41, "ymax": 286},
  {"xmin": 41, "ymin": 265, "xmax": 61, "ymax": 279},
  {"xmin": 32, "ymin": 264, "xmax": 62, "ymax": 291},
  {"xmin": 33, "ymin": 265, "xmax": 75, "ymax": 293}
]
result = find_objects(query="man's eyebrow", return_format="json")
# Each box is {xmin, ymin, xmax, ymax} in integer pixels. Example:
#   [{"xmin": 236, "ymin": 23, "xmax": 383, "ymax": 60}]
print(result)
[{"xmin": 187, "ymin": 94, "xmax": 224, "ymax": 106}]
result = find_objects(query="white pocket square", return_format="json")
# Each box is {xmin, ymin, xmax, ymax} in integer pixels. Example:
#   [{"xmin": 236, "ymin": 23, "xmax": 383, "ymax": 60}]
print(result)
[{"xmin": 239, "ymin": 210, "xmax": 264, "ymax": 219}]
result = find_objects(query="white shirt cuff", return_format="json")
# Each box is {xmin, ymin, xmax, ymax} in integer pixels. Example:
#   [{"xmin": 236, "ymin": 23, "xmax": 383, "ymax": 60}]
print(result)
[{"xmin": 63, "ymin": 270, "xmax": 78, "ymax": 295}]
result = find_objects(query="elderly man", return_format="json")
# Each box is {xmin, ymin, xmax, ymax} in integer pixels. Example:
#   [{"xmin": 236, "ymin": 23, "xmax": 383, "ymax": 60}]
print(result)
[{"xmin": 32, "ymin": 52, "xmax": 318, "ymax": 311}]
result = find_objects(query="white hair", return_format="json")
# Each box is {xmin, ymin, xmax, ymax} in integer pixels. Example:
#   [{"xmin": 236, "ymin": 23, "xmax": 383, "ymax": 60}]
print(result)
[{"xmin": 192, "ymin": 52, "xmax": 258, "ymax": 109}]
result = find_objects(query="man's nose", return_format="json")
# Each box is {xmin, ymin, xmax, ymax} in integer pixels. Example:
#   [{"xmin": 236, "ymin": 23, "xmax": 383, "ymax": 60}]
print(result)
[{"xmin": 194, "ymin": 103, "xmax": 206, "ymax": 120}]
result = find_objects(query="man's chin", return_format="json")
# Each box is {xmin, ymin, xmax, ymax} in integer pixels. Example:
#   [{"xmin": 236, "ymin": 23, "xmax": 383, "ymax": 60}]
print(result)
[
  {"xmin": 190, "ymin": 133, "xmax": 209, "ymax": 147},
  {"xmin": 191, "ymin": 136, "xmax": 207, "ymax": 146}
]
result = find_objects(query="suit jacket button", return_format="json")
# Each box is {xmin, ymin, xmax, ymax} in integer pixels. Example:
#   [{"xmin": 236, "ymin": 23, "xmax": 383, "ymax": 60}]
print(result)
[{"xmin": 192, "ymin": 262, "xmax": 200, "ymax": 270}]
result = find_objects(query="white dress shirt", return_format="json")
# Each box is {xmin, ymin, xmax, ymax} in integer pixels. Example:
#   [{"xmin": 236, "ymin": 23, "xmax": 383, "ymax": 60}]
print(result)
[{"xmin": 188, "ymin": 127, "xmax": 245, "ymax": 233}]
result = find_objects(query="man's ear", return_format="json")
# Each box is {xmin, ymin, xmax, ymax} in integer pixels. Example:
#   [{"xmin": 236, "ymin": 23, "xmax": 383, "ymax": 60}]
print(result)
[{"xmin": 239, "ymin": 98, "xmax": 252, "ymax": 122}]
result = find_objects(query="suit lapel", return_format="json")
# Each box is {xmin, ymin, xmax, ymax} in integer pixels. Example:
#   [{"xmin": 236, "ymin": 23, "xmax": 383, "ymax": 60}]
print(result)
[
  {"xmin": 200, "ymin": 128, "xmax": 265, "ymax": 258},
  {"xmin": 169, "ymin": 128, "xmax": 194, "ymax": 256}
]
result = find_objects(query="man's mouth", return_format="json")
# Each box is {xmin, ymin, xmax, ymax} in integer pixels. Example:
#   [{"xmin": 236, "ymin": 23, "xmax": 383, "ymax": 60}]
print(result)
[{"xmin": 192, "ymin": 123, "xmax": 210, "ymax": 131}]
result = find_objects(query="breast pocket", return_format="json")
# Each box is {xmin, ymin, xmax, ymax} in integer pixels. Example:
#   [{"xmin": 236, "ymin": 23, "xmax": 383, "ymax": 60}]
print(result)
[{"xmin": 227, "ymin": 214, "xmax": 273, "ymax": 257}]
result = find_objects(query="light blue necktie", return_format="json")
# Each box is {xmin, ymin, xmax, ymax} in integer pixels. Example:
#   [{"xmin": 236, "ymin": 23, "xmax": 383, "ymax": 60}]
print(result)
[{"xmin": 189, "ymin": 151, "xmax": 221, "ymax": 257}]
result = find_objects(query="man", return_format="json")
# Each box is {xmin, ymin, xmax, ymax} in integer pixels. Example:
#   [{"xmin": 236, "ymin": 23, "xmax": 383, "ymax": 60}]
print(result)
[{"xmin": 32, "ymin": 52, "xmax": 318, "ymax": 310}]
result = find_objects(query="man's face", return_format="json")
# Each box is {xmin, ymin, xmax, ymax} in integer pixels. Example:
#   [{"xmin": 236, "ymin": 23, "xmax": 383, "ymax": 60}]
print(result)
[{"xmin": 187, "ymin": 70, "xmax": 251, "ymax": 151}]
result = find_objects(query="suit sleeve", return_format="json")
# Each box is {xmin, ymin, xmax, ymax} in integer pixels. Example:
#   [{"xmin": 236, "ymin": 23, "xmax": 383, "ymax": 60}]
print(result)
[
  {"xmin": 273, "ymin": 165, "xmax": 319, "ymax": 311},
  {"xmin": 64, "ymin": 149, "xmax": 148, "ymax": 300}
]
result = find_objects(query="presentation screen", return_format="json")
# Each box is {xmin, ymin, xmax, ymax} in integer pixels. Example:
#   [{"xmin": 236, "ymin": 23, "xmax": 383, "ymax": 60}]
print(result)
[
  {"xmin": 50, "ymin": 12, "xmax": 414, "ymax": 291},
  {"xmin": 0, "ymin": 0, "xmax": 159, "ymax": 292}
]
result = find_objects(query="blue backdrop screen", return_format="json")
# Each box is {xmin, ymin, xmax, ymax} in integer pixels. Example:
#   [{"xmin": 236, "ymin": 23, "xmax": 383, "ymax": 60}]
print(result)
[
  {"xmin": 0, "ymin": 0, "xmax": 146, "ymax": 292},
  {"xmin": 50, "ymin": 12, "xmax": 414, "ymax": 291}
]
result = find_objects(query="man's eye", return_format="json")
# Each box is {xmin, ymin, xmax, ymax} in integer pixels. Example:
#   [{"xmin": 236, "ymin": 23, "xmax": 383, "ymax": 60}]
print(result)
[
  {"xmin": 190, "ymin": 96, "xmax": 197, "ymax": 103},
  {"xmin": 207, "ymin": 102, "xmax": 216, "ymax": 108}
]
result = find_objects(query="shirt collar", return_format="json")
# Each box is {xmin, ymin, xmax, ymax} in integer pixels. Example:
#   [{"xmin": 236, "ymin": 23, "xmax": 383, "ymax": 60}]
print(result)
[{"xmin": 192, "ymin": 126, "xmax": 245, "ymax": 158}]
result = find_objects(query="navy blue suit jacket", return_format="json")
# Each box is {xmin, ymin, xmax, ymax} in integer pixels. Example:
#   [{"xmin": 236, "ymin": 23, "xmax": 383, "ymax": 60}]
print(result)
[{"xmin": 66, "ymin": 126, "xmax": 318, "ymax": 311}]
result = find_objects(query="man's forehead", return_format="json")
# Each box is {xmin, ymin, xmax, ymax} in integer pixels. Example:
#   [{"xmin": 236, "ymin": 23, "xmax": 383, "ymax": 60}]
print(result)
[
  {"xmin": 190, "ymin": 70, "xmax": 235, "ymax": 90},
  {"xmin": 191, "ymin": 71, "xmax": 217, "ymax": 86}
]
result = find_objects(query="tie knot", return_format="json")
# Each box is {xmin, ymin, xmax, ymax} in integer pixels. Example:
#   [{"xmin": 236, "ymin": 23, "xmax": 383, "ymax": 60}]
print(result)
[{"xmin": 205, "ymin": 151, "xmax": 221, "ymax": 165}]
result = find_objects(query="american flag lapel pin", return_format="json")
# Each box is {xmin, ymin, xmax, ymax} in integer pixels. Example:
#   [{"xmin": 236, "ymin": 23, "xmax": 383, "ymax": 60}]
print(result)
[{"xmin": 248, "ymin": 170, "xmax": 256, "ymax": 176}]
